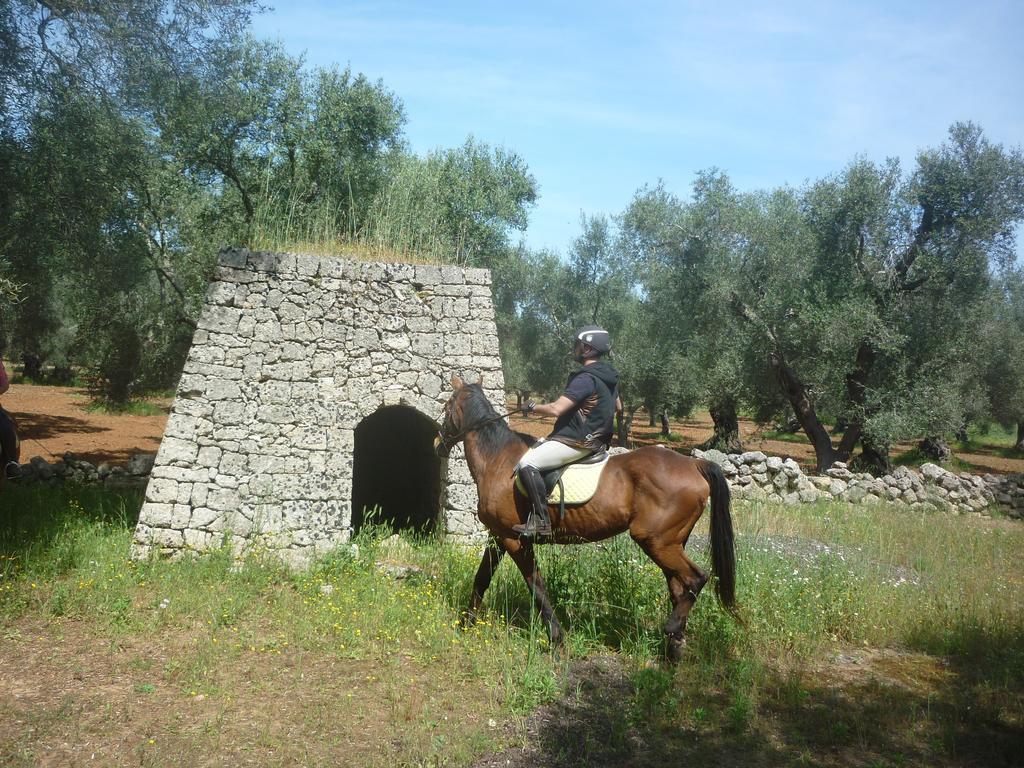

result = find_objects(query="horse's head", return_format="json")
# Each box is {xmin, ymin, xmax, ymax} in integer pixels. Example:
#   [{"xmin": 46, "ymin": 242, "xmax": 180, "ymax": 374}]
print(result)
[{"xmin": 434, "ymin": 375, "xmax": 471, "ymax": 457}]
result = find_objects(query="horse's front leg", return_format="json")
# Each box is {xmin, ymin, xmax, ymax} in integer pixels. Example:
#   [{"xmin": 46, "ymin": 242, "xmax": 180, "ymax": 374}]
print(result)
[
  {"xmin": 462, "ymin": 536, "xmax": 505, "ymax": 627},
  {"xmin": 506, "ymin": 541, "xmax": 564, "ymax": 648}
]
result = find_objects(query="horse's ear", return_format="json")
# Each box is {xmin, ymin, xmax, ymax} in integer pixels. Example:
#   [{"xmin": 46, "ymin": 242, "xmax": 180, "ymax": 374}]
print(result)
[{"xmin": 451, "ymin": 375, "xmax": 464, "ymax": 390}]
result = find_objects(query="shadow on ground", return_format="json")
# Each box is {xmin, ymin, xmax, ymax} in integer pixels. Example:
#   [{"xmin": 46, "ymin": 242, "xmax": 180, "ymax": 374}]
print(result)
[
  {"xmin": 474, "ymin": 645, "xmax": 1024, "ymax": 768},
  {"xmin": 11, "ymin": 411, "xmax": 108, "ymax": 441}
]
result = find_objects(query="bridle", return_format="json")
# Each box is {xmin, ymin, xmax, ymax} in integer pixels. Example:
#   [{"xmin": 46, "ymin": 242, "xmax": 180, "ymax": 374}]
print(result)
[{"xmin": 435, "ymin": 403, "xmax": 511, "ymax": 456}]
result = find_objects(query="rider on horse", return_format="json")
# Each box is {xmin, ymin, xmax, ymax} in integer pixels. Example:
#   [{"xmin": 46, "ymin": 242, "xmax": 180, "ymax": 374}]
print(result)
[{"xmin": 513, "ymin": 325, "xmax": 623, "ymax": 540}]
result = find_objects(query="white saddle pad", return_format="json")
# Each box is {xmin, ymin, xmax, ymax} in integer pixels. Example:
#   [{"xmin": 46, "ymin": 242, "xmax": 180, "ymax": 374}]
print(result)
[{"xmin": 515, "ymin": 454, "xmax": 610, "ymax": 505}]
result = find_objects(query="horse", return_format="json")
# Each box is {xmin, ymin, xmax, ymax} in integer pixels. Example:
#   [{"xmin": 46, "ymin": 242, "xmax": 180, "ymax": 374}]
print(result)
[{"xmin": 434, "ymin": 376, "xmax": 737, "ymax": 662}]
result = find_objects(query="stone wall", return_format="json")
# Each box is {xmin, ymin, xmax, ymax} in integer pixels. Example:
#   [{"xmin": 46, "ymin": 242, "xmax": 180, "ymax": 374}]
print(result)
[
  {"xmin": 692, "ymin": 448, "xmax": 1024, "ymax": 519},
  {"xmin": 131, "ymin": 249, "xmax": 505, "ymax": 565},
  {"xmin": 16, "ymin": 452, "xmax": 153, "ymax": 490}
]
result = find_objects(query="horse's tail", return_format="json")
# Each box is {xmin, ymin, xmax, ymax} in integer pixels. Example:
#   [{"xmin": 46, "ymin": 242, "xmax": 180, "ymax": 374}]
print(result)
[{"xmin": 697, "ymin": 459, "xmax": 737, "ymax": 612}]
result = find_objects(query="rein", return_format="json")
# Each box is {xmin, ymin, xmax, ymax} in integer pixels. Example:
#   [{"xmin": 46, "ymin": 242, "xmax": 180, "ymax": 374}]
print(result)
[{"xmin": 436, "ymin": 410, "xmax": 511, "ymax": 454}]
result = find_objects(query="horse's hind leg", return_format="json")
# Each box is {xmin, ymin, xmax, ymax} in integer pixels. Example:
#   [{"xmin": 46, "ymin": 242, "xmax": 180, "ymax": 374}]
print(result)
[
  {"xmin": 506, "ymin": 541, "xmax": 564, "ymax": 648},
  {"xmin": 633, "ymin": 536, "xmax": 708, "ymax": 662},
  {"xmin": 462, "ymin": 537, "xmax": 505, "ymax": 627}
]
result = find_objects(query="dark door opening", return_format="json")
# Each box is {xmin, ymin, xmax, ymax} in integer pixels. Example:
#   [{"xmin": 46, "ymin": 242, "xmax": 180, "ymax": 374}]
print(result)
[{"xmin": 351, "ymin": 405, "xmax": 443, "ymax": 536}]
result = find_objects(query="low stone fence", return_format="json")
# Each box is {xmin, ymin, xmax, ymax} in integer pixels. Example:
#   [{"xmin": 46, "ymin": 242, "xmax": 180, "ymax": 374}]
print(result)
[
  {"xmin": 12, "ymin": 453, "xmax": 154, "ymax": 491},
  {"xmin": 11, "ymin": 447, "xmax": 1024, "ymax": 521},
  {"xmin": 692, "ymin": 448, "xmax": 1024, "ymax": 519}
]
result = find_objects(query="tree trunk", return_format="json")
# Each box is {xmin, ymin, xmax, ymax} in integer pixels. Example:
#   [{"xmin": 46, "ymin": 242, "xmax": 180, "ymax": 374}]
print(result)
[
  {"xmin": 955, "ymin": 425, "xmax": 969, "ymax": 443},
  {"xmin": 660, "ymin": 411, "xmax": 670, "ymax": 436},
  {"xmin": 514, "ymin": 391, "xmax": 523, "ymax": 410},
  {"xmin": 1015, "ymin": 422, "xmax": 1024, "ymax": 453},
  {"xmin": 855, "ymin": 437, "xmax": 893, "ymax": 476},
  {"xmin": 769, "ymin": 352, "xmax": 842, "ymax": 472},
  {"xmin": 22, "ymin": 354, "xmax": 42, "ymax": 380},
  {"xmin": 833, "ymin": 342, "xmax": 875, "ymax": 458},
  {"xmin": 699, "ymin": 398, "xmax": 744, "ymax": 453},
  {"xmin": 920, "ymin": 436, "xmax": 952, "ymax": 464},
  {"xmin": 732, "ymin": 296, "xmax": 854, "ymax": 470},
  {"xmin": 618, "ymin": 405, "xmax": 638, "ymax": 447},
  {"xmin": 647, "ymin": 406, "xmax": 656, "ymax": 428}
]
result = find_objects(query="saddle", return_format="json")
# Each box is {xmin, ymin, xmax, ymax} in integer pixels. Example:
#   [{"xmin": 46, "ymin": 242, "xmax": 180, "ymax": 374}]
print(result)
[{"xmin": 514, "ymin": 451, "xmax": 610, "ymax": 506}]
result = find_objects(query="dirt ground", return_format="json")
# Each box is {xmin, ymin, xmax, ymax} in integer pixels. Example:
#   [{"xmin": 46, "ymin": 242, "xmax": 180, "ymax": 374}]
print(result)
[
  {"xmin": 3, "ymin": 385, "xmax": 170, "ymax": 466},
  {"xmin": 3, "ymin": 383, "xmax": 1022, "ymax": 475},
  {"xmin": 508, "ymin": 410, "xmax": 1024, "ymax": 476}
]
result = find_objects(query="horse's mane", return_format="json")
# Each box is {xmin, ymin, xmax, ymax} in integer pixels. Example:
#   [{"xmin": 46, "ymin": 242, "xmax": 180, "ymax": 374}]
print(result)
[{"xmin": 462, "ymin": 384, "xmax": 525, "ymax": 455}]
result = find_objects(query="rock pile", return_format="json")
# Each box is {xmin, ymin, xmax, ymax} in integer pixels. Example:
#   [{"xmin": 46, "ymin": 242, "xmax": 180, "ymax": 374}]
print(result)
[
  {"xmin": 693, "ymin": 448, "xmax": 1024, "ymax": 518},
  {"xmin": 9, "ymin": 452, "xmax": 154, "ymax": 490},
  {"xmin": 9, "ymin": 443, "xmax": 1023, "ymax": 524}
]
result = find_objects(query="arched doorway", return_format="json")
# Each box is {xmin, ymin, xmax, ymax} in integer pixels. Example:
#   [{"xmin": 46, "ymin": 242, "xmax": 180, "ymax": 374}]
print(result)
[{"xmin": 351, "ymin": 405, "xmax": 443, "ymax": 536}]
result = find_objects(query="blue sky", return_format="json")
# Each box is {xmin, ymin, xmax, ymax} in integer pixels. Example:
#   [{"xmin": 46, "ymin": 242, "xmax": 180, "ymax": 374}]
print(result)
[{"xmin": 252, "ymin": 1, "xmax": 1024, "ymax": 256}]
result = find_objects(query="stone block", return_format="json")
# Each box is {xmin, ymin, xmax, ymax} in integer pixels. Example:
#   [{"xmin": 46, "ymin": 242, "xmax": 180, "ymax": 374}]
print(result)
[
  {"xmin": 151, "ymin": 528, "xmax": 185, "ymax": 549},
  {"xmin": 171, "ymin": 503, "xmax": 192, "ymax": 528},
  {"xmin": 939, "ymin": 474, "xmax": 961, "ymax": 491},
  {"xmin": 414, "ymin": 264, "xmax": 444, "ymax": 284},
  {"xmin": 826, "ymin": 466, "xmax": 853, "ymax": 480},
  {"xmin": 128, "ymin": 453, "xmax": 156, "ymax": 476},
  {"xmin": 464, "ymin": 268, "xmax": 491, "ymax": 285},
  {"xmin": 147, "ymin": 479, "xmax": 179, "ymax": 505},
  {"xmin": 219, "ymin": 249, "xmax": 248, "ymax": 268},
  {"xmin": 702, "ymin": 449, "xmax": 730, "ymax": 467},
  {"xmin": 197, "ymin": 305, "xmax": 243, "ymax": 335},
  {"xmin": 141, "ymin": 502, "xmax": 174, "ymax": 527},
  {"xmin": 184, "ymin": 529, "xmax": 214, "ymax": 551},
  {"xmin": 207, "ymin": 488, "xmax": 240, "ymax": 512}
]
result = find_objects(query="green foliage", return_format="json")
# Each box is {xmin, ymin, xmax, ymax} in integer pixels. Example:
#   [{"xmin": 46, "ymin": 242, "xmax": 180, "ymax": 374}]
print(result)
[
  {"xmin": 358, "ymin": 137, "xmax": 536, "ymax": 264},
  {"xmin": 980, "ymin": 268, "xmax": 1024, "ymax": 436},
  {"xmin": 603, "ymin": 127, "xmax": 1024, "ymax": 469},
  {"xmin": 1, "ymin": 5, "xmax": 538, "ymax": 403}
]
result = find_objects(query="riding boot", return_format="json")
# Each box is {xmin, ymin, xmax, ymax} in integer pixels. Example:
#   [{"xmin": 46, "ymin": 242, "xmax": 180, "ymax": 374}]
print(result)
[{"xmin": 512, "ymin": 465, "xmax": 553, "ymax": 540}]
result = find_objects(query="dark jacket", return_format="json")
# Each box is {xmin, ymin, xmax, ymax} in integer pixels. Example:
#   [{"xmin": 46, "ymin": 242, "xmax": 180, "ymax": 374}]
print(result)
[{"xmin": 550, "ymin": 361, "xmax": 619, "ymax": 451}]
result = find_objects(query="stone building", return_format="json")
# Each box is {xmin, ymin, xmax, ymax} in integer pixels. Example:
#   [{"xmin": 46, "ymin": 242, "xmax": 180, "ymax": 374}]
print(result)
[{"xmin": 131, "ymin": 249, "xmax": 505, "ymax": 566}]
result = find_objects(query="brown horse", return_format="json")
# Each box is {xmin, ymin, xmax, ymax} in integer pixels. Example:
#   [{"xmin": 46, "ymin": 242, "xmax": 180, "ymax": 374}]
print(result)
[{"xmin": 434, "ymin": 376, "xmax": 737, "ymax": 661}]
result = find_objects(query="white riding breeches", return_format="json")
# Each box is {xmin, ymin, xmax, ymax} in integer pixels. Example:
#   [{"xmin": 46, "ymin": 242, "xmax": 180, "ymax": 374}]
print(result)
[{"xmin": 516, "ymin": 439, "xmax": 592, "ymax": 472}]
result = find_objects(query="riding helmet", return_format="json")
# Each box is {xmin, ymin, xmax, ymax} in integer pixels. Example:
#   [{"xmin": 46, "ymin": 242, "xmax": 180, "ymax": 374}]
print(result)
[{"xmin": 573, "ymin": 325, "xmax": 611, "ymax": 355}]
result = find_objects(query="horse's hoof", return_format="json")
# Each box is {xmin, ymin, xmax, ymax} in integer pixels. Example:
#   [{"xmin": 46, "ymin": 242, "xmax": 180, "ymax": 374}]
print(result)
[{"xmin": 667, "ymin": 635, "xmax": 686, "ymax": 664}]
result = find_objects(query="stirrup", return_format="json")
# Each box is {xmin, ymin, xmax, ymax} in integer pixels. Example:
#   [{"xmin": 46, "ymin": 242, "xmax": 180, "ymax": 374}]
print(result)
[
  {"xmin": 4, "ymin": 461, "xmax": 21, "ymax": 480},
  {"xmin": 512, "ymin": 515, "xmax": 552, "ymax": 541}
]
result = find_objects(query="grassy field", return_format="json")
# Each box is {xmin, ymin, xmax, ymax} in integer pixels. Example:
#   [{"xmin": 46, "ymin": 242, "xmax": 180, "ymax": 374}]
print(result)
[{"xmin": 1, "ymin": 485, "xmax": 1022, "ymax": 767}]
